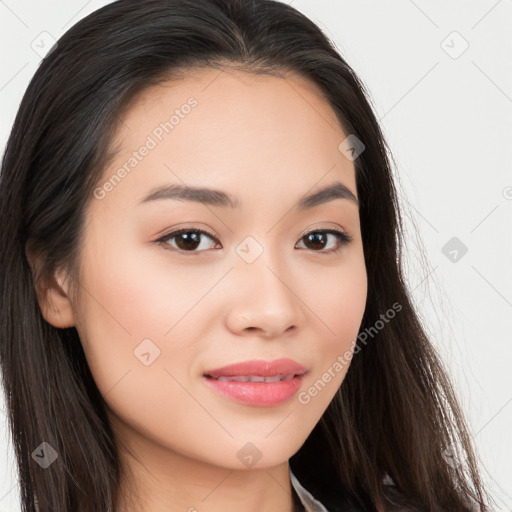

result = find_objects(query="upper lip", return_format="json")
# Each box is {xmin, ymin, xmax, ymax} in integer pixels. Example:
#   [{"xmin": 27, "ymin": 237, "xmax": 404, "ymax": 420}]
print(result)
[{"xmin": 204, "ymin": 358, "xmax": 307, "ymax": 378}]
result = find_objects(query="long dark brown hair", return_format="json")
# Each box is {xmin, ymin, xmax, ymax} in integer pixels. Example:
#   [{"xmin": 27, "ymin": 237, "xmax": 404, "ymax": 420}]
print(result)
[{"xmin": 0, "ymin": 0, "xmax": 490, "ymax": 511}]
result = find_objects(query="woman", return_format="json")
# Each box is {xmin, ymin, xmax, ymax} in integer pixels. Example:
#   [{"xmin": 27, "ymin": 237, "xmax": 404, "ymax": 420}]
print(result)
[{"xmin": 0, "ymin": 0, "xmax": 489, "ymax": 510}]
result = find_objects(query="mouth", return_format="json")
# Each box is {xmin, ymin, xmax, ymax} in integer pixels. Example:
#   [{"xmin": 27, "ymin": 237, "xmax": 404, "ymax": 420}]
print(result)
[
  {"xmin": 202, "ymin": 358, "xmax": 308, "ymax": 407},
  {"xmin": 202, "ymin": 373, "xmax": 307, "ymax": 407}
]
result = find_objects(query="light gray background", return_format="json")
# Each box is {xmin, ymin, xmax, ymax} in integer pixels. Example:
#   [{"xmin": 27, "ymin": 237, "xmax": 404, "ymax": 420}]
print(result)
[{"xmin": 1, "ymin": 1, "xmax": 511, "ymax": 510}]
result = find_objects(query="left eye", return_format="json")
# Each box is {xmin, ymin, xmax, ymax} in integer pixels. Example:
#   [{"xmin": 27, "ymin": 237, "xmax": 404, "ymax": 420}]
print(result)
[
  {"xmin": 297, "ymin": 229, "xmax": 352, "ymax": 253},
  {"xmin": 156, "ymin": 228, "xmax": 352, "ymax": 254}
]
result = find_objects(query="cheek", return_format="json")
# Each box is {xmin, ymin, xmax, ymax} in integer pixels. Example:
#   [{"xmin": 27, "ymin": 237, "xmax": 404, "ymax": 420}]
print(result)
[
  {"xmin": 72, "ymin": 239, "xmax": 206, "ymax": 405},
  {"xmin": 294, "ymin": 249, "xmax": 367, "ymax": 397},
  {"xmin": 72, "ymin": 249, "xmax": 210, "ymax": 452},
  {"xmin": 292, "ymin": 268, "xmax": 366, "ymax": 422},
  {"xmin": 300, "ymin": 250, "xmax": 367, "ymax": 350},
  {"xmin": 76, "ymin": 232, "xmax": 214, "ymax": 341}
]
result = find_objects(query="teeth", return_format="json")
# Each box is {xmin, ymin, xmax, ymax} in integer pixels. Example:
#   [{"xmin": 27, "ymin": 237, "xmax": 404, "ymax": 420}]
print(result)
[
  {"xmin": 215, "ymin": 374, "xmax": 295, "ymax": 383},
  {"xmin": 263, "ymin": 375, "xmax": 282, "ymax": 382}
]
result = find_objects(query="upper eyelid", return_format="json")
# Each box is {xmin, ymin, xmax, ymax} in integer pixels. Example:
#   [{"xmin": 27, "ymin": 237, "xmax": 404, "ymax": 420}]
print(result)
[{"xmin": 155, "ymin": 225, "xmax": 350, "ymax": 241}]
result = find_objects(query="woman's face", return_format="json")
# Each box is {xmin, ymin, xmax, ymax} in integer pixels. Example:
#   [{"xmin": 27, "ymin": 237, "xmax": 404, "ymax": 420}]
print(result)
[{"xmin": 65, "ymin": 67, "xmax": 367, "ymax": 470}]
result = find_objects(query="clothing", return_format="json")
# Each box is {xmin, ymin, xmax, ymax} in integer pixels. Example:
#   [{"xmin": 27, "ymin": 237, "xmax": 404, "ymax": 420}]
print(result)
[
  {"xmin": 289, "ymin": 462, "xmax": 331, "ymax": 512},
  {"xmin": 290, "ymin": 462, "xmax": 399, "ymax": 512}
]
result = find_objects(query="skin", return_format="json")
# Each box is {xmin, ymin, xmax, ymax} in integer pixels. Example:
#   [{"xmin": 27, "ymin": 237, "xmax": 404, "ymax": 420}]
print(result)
[{"xmin": 33, "ymin": 67, "xmax": 368, "ymax": 512}]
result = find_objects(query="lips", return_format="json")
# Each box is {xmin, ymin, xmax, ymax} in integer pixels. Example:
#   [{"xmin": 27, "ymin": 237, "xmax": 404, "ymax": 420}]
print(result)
[
  {"xmin": 203, "ymin": 358, "xmax": 307, "ymax": 380},
  {"xmin": 202, "ymin": 358, "xmax": 308, "ymax": 406}
]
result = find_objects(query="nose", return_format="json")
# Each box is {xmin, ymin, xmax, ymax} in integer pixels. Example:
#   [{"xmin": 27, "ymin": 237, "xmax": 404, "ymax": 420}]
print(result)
[{"xmin": 224, "ymin": 255, "xmax": 305, "ymax": 340}]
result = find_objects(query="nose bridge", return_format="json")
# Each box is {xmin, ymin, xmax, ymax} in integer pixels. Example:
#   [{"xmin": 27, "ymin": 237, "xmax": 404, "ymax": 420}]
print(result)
[{"xmin": 235, "ymin": 234, "xmax": 289, "ymax": 296}]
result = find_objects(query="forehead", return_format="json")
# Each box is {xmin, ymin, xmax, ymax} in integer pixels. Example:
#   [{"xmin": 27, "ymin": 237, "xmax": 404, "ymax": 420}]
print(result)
[
  {"xmin": 96, "ymin": 66, "xmax": 356, "ymax": 210},
  {"xmin": 114, "ymin": 66, "xmax": 345, "ymax": 144}
]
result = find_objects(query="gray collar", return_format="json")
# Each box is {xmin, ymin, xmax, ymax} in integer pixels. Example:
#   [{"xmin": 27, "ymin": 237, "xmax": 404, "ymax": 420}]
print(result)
[{"xmin": 289, "ymin": 463, "xmax": 331, "ymax": 512}]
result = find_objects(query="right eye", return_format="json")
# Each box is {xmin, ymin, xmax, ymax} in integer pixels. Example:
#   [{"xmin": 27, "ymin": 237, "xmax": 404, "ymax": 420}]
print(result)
[{"xmin": 155, "ymin": 228, "xmax": 220, "ymax": 254}]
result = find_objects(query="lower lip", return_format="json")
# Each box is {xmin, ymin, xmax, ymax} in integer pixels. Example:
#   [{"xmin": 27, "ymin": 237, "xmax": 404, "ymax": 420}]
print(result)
[{"xmin": 203, "ymin": 374, "xmax": 306, "ymax": 407}]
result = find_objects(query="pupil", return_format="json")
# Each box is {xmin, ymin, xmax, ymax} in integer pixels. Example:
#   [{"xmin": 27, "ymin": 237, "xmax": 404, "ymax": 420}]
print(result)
[
  {"xmin": 307, "ymin": 232, "xmax": 326, "ymax": 249},
  {"xmin": 177, "ymin": 232, "xmax": 200, "ymax": 250}
]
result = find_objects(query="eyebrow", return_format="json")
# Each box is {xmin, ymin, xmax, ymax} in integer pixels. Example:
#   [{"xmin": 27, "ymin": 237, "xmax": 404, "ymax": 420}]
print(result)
[{"xmin": 139, "ymin": 181, "xmax": 359, "ymax": 209}]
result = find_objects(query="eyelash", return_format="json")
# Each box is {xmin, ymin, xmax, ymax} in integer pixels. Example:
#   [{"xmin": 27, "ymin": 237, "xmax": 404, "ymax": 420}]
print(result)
[{"xmin": 155, "ymin": 226, "xmax": 353, "ymax": 255}]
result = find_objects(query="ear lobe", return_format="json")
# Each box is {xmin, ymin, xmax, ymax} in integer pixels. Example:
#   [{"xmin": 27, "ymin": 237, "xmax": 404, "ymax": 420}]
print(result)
[{"xmin": 25, "ymin": 247, "xmax": 76, "ymax": 328}]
